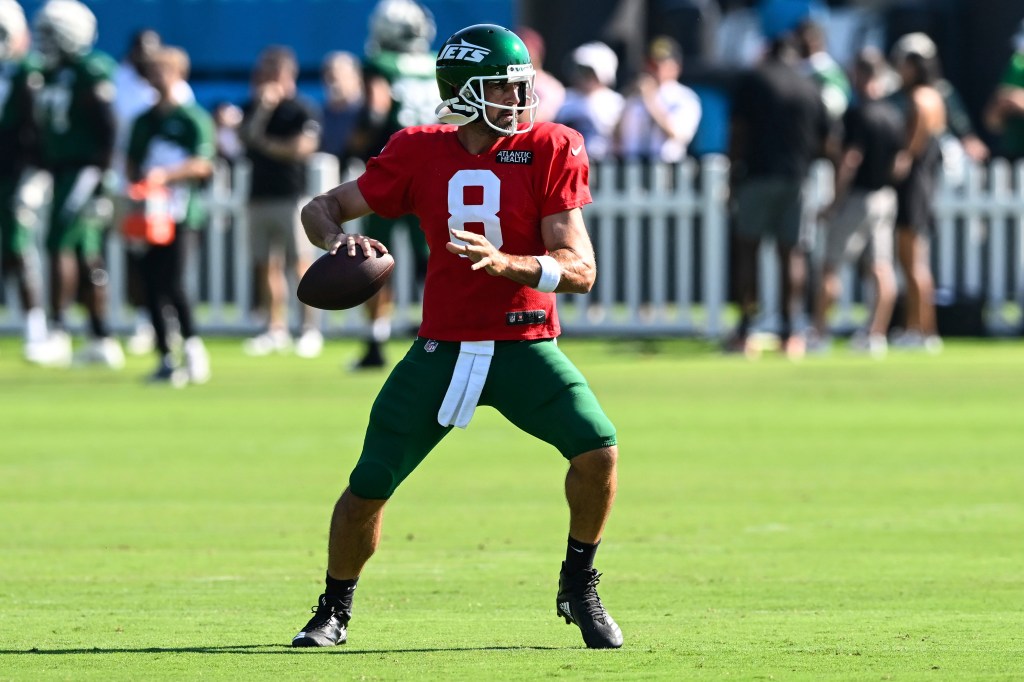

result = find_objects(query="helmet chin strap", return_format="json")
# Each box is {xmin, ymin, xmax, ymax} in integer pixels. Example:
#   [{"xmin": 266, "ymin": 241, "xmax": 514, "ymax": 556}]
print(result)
[{"xmin": 435, "ymin": 98, "xmax": 478, "ymax": 125}]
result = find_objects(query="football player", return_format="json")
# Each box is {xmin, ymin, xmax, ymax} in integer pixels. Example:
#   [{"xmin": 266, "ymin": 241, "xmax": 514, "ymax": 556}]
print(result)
[
  {"xmin": 30, "ymin": 0, "xmax": 124, "ymax": 367},
  {"xmin": 349, "ymin": 0, "xmax": 437, "ymax": 369},
  {"xmin": 293, "ymin": 24, "xmax": 623, "ymax": 650},
  {"xmin": 0, "ymin": 0, "xmax": 49, "ymax": 361}
]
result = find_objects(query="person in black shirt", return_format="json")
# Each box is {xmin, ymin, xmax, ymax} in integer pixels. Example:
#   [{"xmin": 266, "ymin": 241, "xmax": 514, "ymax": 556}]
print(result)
[
  {"xmin": 727, "ymin": 36, "xmax": 830, "ymax": 359},
  {"xmin": 810, "ymin": 48, "xmax": 904, "ymax": 358},
  {"xmin": 240, "ymin": 45, "xmax": 323, "ymax": 358}
]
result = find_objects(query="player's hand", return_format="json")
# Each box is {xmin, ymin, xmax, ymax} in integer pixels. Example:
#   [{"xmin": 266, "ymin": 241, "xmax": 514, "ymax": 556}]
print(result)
[
  {"xmin": 326, "ymin": 232, "xmax": 388, "ymax": 258},
  {"xmin": 447, "ymin": 229, "xmax": 508, "ymax": 276}
]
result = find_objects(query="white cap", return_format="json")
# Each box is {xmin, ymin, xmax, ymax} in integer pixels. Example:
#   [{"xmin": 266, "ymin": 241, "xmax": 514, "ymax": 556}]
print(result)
[
  {"xmin": 572, "ymin": 41, "xmax": 618, "ymax": 88},
  {"xmin": 891, "ymin": 32, "xmax": 937, "ymax": 63}
]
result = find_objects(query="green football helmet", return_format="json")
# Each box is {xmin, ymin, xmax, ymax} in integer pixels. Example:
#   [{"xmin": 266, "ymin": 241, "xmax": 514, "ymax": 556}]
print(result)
[{"xmin": 434, "ymin": 24, "xmax": 538, "ymax": 134}]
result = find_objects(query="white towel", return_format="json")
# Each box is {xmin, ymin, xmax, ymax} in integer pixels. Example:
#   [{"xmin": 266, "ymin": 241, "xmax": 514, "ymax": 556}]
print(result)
[{"xmin": 437, "ymin": 340, "xmax": 495, "ymax": 429}]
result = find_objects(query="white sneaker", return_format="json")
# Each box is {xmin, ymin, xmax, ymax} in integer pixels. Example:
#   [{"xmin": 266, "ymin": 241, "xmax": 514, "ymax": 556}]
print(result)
[
  {"xmin": 75, "ymin": 337, "xmax": 126, "ymax": 369},
  {"xmin": 849, "ymin": 331, "xmax": 888, "ymax": 359},
  {"xmin": 805, "ymin": 330, "xmax": 832, "ymax": 355},
  {"xmin": 890, "ymin": 330, "xmax": 924, "ymax": 350},
  {"xmin": 183, "ymin": 337, "xmax": 211, "ymax": 384},
  {"xmin": 923, "ymin": 335, "xmax": 943, "ymax": 355},
  {"xmin": 295, "ymin": 328, "xmax": 324, "ymax": 359},
  {"xmin": 126, "ymin": 322, "xmax": 155, "ymax": 356},
  {"xmin": 242, "ymin": 329, "xmax": 292, "ymax": 356},
  {"xmin": 29, "ymin": 330, "xmax": 73, "ymax": 367}
]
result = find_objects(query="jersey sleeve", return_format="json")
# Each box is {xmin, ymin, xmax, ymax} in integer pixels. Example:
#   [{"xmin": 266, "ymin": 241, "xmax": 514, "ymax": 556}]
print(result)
[
  {"xmin": 188, "ymin": 106, "xmax": 217, "ymax": 160},
  {"xmin": 356, "ymin": 128, "xmax": 417, "ymax": 218},
  {"xmin": 541, "ymin": 125, "xmax": 592, "ymax": 217},
  {"xmin": 125, "ymin": 111, "xmax": 148, "ymax": 169},
  {"xmin": 1000, "ymin": 53, "xmax": 1024, "ymax": 88}
]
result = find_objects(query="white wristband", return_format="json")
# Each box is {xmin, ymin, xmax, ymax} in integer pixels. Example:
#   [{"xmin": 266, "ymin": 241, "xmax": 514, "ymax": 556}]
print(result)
[{"xmin": 533, "ymin": 255, "xmax": 561, "ymax": 293}]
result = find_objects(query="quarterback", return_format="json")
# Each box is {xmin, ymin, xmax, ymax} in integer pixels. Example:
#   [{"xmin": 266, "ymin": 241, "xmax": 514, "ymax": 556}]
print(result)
[{"xmin": 294, "ymin": 24, "xmax": 622, "ymax": 649}]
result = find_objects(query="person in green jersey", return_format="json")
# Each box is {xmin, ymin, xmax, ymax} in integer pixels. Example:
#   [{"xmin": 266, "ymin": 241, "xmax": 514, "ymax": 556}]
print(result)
[
  {"xmin": 348, "ymin": 0, "xmax": 437, "ymax": 370},
  {"xmin": 0, "ymin": 0, "xmax": 50, "ymax": 361},
  {"xmin": 29, "ymin": 0, "xmax": 123, "ymax": 368},
  {"xmin": 984, "ymin": 21, "xmax": 1024, "ymax": 162},
  {"xmin": 125, "ymin": 46, "xmax": 214, "ymax": 385}
]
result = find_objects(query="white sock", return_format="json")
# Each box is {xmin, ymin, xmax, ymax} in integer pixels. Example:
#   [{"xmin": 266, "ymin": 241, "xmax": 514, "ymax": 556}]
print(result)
[
  {"xmin": 371, "ymin": 318, "xmax": 391, "ymax": 343},
  {"xmin": 25, "ymin": 307, "xmax": 48, "ymax": 344}
]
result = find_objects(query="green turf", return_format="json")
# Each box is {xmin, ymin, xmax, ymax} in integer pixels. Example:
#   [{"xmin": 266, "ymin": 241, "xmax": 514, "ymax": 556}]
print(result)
[{"xmin": 1, "ymin": 336, "xmax": 1023, "ymax": 680}]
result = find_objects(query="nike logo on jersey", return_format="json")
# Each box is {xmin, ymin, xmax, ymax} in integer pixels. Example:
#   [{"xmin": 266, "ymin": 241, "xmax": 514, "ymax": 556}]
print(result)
[{"xmin": 570, "ymin": 144, "xmax": 583, "ymax": 156}]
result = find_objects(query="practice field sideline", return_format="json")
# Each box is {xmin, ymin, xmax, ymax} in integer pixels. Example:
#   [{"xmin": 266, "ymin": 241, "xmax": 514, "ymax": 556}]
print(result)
[{"xmin": 1, "ymin": 337, "xmax": 1022, "ymax": 680}]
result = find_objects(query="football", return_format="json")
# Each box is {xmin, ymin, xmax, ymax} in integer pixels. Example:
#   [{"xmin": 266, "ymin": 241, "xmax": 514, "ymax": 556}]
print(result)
[{"xmin": 296, "ymin": 248, "xmax": 395, "ymax": 310}]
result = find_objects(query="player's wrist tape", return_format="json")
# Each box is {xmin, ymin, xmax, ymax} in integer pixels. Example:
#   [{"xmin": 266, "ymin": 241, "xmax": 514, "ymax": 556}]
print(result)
[{"xmin": 533, "ymin": 255, "xmax": 561, "ymax": 293}]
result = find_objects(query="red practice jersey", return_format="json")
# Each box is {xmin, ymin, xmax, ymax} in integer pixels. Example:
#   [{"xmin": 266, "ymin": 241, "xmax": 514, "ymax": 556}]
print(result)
[{"xmin": 357, "ymin": 121, "xmax": 591, "ymax": 341}]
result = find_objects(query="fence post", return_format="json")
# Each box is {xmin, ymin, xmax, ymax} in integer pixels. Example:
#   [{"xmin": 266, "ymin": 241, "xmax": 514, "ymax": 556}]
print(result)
[{"xmin": 700, "ymin": 154, "xmax": 729, "ymax": 337}]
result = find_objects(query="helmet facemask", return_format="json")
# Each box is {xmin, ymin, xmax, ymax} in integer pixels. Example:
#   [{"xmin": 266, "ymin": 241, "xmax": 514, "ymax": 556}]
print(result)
[{"xmin": 436, "ymin": 64, "xmax": 538, "ymax": 135}]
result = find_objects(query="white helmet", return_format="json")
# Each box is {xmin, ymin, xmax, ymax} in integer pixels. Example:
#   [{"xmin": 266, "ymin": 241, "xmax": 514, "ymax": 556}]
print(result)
[
  {"xmin": 0, "ymin": 0, "xmax": 27, "ymax": 61},
  {"xmin": 33, "ymin": 0, "xmax": 97, "ymax": 66},
  {"xmin": 366, "ymin": 0, "xmax": 435, "ymax": 55}
]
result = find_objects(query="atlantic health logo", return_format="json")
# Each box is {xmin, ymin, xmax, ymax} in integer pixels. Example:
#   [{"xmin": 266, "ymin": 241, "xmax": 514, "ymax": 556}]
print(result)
[{"xmin": 439, "ymin": 39, "xmax": 491, "ymax": 63}]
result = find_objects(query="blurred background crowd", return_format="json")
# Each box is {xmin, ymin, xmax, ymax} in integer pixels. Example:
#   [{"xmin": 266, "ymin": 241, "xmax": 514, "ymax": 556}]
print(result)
[{"xmin": 2, "ymin": 0, "xmax": 1023, "ymax": 383}]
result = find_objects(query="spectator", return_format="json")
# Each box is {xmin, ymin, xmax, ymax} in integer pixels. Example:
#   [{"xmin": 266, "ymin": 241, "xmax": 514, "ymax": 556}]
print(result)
[
  {"xmin": 212, "ymin": 102, "xmax": 244, "ymax": 163},
  {"xmin": 30, "ymin": 0, "xmax": 124, "ymax": 368},
  {"xmin": 319, "ymin": 51, "xmax": 364, "ymax": 174},
  {"xmin": 125, "ymin": 46, "xmax": 214, "ymax": 384},
  {"xmin": 112, "ymin": 28, "xmax": 196, "ymax": 357},
  {"xmin": 887, "ymin": 33, "xmax": 946, "ymax": 354},
  {"xmin": 726, "ymin": 36, "xmax": 830, "ymax": 359},
  {"xmin": 555, "ymin": 41, "xmax": 624, "ymax": 163},
  {"xmin": 616, "ymin": 35, "xmax": 702, "ymax": 163},
  {"xmin": 348, "ymin": 0, "xmax": 436, "ymax": 370},
  {"xmin": 896, "ymin": 38, "xmax": 988, "ymax": 179},
  {"xmin": 983, "ymin": 20, "xmax": 1024, "ymax": 161},
  {"xmin": 239, "ymin": 45, "xmax": 323, "ymax": 358},
  {"xmin": 794, "ymin": 19, "xmax": 851, "ymax": 123},
  {"xmin": 516, "ymin": 26, "xmax": 565, "ymax": 123},
  {"xmin": 0, "ymin": 0, "xmax": 48, "ymax": 361},
  {"xmin": 809, "ymin": 48, "xmax": 904, "ymax": 358}
]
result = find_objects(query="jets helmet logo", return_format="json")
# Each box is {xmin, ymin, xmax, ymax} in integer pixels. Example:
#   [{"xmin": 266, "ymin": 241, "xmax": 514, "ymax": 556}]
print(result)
[{"xmin": 439, "ymin": 39, "xmax": 490, "ymax": 63}]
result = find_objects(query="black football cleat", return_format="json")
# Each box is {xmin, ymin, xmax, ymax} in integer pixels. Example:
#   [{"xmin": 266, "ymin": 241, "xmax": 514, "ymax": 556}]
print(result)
[
  {"xmin": 556, "ymin": 563, "xmax": 623, "ymax": 649},
  {"xmin": 291, "ymin": 594, "xmax": 350, "ymax": 647},
  {"xmin": 349, "ymin": 341, "xmax": 385, "ymax": 371}
]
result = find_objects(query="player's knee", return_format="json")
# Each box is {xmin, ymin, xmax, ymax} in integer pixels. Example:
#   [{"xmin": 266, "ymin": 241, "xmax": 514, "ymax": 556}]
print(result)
[
  {"xmin": 570, "ymin": 445, "xmax": 618, "ymax": 478},
  {"xmin": 349, "ymin": 459, "xmax": 397, "ymax": 500}
]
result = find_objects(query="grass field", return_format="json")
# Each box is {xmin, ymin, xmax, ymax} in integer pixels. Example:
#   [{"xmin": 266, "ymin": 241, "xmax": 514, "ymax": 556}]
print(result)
[{"xmin": 1, "ymin": 336, "xmax": 1023, "ymax": 681}]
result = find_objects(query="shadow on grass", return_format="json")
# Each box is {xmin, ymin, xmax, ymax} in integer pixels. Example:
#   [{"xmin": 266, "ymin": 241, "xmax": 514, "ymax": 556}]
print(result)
[{"xmin": 2, "ymin": 644, "xmax": 564, "ymax": 655}]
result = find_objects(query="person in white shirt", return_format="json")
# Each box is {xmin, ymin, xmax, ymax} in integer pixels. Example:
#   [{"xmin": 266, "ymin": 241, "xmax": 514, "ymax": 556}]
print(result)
[
  {"xmin": 616, "ymin": 36, "xmax": 701, "ymax": 163},
  {"xmin": 555, "ymin": 41, "xmax": 624, "ymax": 162}
]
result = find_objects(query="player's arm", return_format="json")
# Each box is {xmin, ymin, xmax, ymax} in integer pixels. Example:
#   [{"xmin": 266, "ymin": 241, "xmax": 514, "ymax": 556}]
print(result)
[
  {"xmin": 300, "ymin": 180, "xmax": 385, "ymax": 256},
  {"xmin": 447, "ymin": 207, "xmax": 596, "ymax": 294},
  {"xmin": 83, "ymin": 77, "xmax": 117, "ymax": 169}
]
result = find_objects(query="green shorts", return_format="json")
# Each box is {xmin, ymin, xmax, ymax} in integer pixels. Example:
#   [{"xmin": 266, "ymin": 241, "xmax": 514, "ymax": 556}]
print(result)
[
  {"xmin": 364, "ymin": 213, "xmax": 429, "ymax": 262},
  {"xmin": 46, "ymin": 168, "xmax": 106, "ymax": 256},
  {"xmin": 0, "ymin": 175, "xmax": 30, "ymax": 258},
  {"xmin": 349, "ymin": 337, "xmax": 618, "ymax": 499}
]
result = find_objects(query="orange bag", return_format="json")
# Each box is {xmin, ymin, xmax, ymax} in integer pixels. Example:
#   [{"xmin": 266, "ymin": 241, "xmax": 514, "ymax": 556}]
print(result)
[{"xmin": 122, "ymin": 181, "xmax": 175, "ymax": 246}]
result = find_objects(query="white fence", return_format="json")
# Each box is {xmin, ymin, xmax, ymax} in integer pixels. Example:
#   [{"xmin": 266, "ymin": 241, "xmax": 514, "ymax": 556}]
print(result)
[{"xmin": 2, "ymin": 153, "xmax": 1022, "ymax": 337}]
